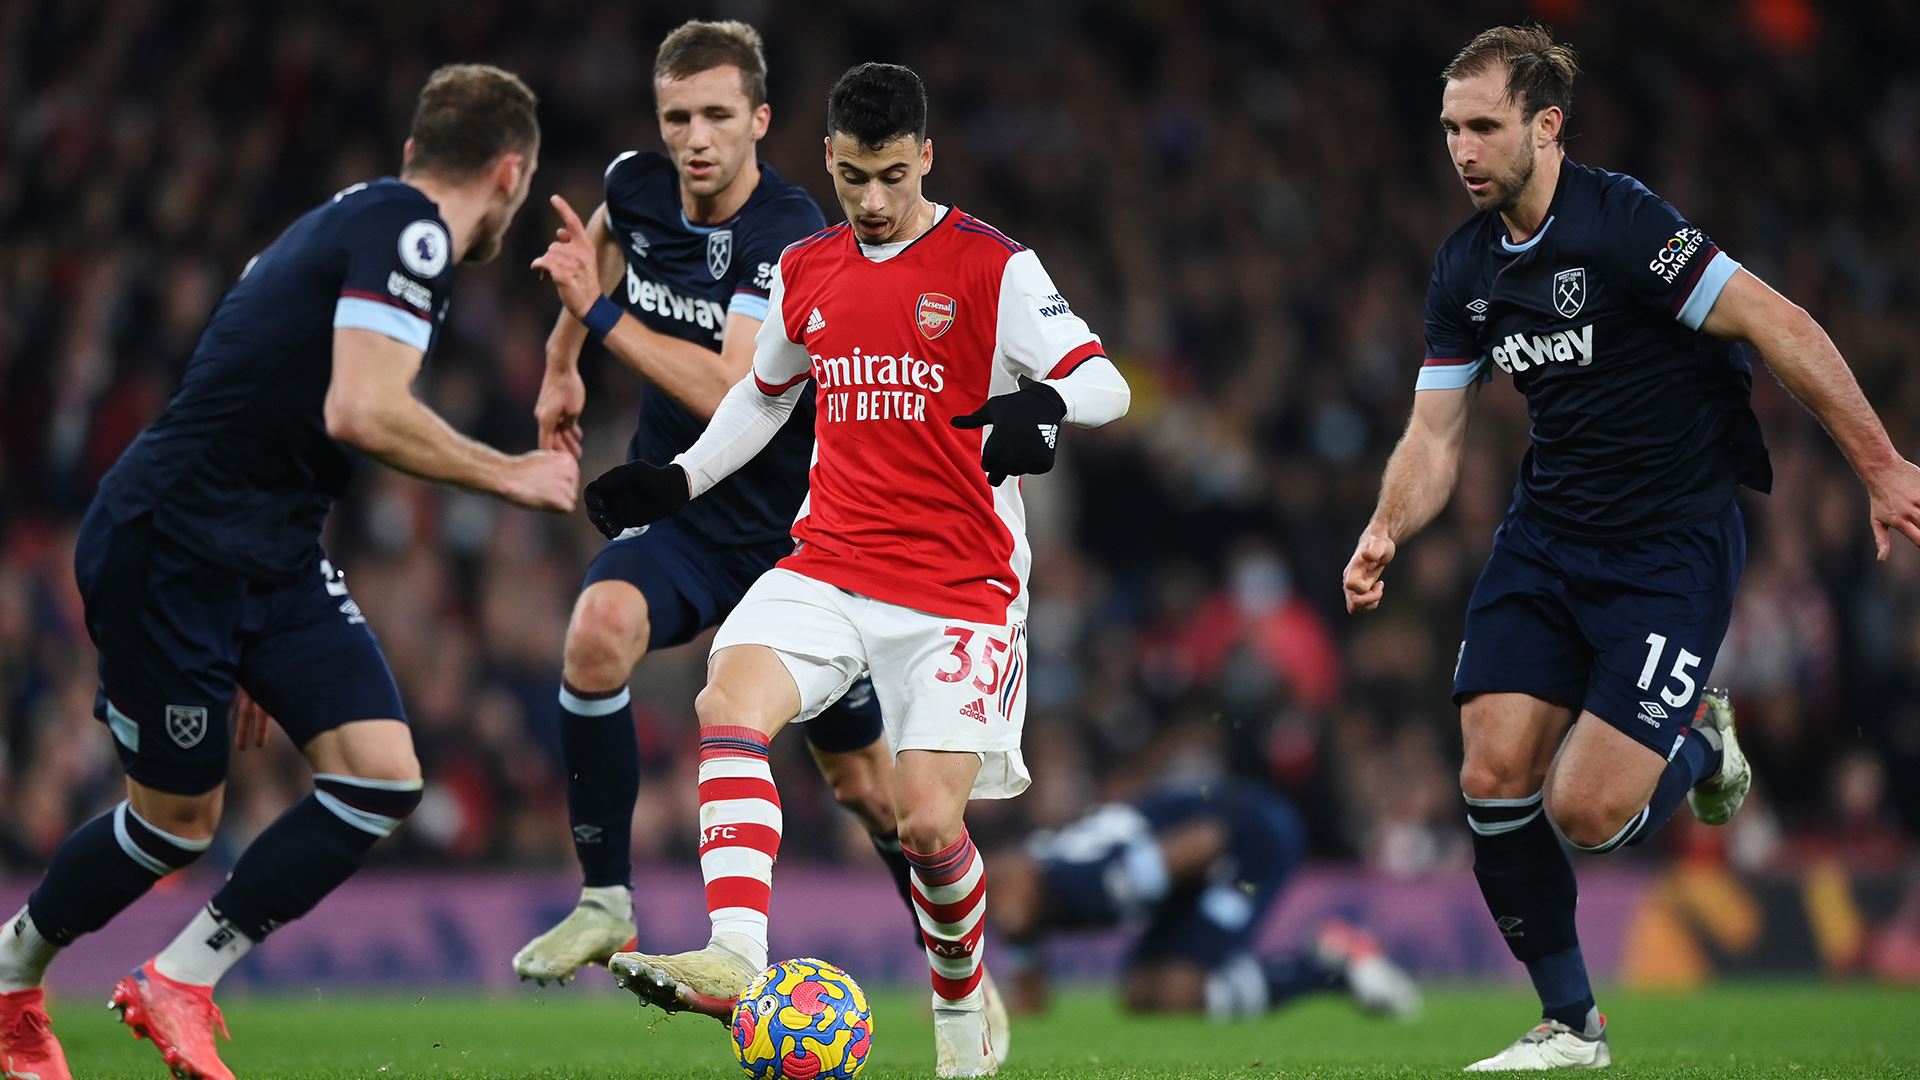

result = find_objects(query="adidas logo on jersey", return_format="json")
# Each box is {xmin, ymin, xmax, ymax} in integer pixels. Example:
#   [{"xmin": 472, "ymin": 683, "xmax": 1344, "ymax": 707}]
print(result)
[
  {"xmin": 1039, "ymin": 423, "xmax": 1058, "ymax": 449},
  {"xmin": 959, "ymin": 698, "xmax": 989, "ymax": 724},
  {"xmin": 806, "ymin": 307, "xmax": 827, "ymax": 333}
]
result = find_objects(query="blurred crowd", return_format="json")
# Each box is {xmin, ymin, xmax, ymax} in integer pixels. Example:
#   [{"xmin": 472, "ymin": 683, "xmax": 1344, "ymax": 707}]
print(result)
[{"xmin": 4, "ymin": 0, "xmax": 1917, "ymax": 879}]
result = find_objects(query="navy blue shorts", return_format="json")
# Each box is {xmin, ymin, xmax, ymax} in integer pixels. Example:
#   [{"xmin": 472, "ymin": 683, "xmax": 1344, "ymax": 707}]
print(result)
[
  {"xmin": 74, "ymin": 511, "xmax": 406, "ymax": 796},
  {"xmin": 1453, "ymin": 505, "xmax": 1746, "ymax": 758},
  {"xmin": 580, "ymin": 518, "xmax": 882, "ymax": 753}
]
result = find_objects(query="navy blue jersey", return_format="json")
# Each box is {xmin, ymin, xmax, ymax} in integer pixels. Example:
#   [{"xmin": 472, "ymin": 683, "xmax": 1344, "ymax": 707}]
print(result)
[
  {"xmin": 90, "ymin": 179, "xmax": 454, "ymax": 580},
  {"xmin": 1419, "ymin": 161, "xmax": 1771, "ymax": 539},
  {"xmin": 601, "ymin": 151, "xmax": 826, "ymax": 545}
]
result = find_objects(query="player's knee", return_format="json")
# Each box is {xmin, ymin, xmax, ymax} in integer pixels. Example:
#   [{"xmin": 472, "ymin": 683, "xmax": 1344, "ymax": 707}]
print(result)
[
  {"xmin": 694, "ymin": 681, "xmax": 752, "ymax": 731},
  {"xmin": 832, "ymin": 776, "xmax": 891, "ymax": 833},
  {"xmin": 896, "ymin": 803, "xmax": 965, "ymax": 857},
  {"xmin": 307, "ymin": 721, "xmax": 421, "ymax": 786},
  {"xmin": 1546, "ymin": 794, "xmax": 1632, "ymax": 852},
  {"xmin": 565, "ymin": 589, "xmax": 649, "ymax": 688},
  {"xmin": 1459, "ymin": 757, "xmax": 1539, "ymax": 802},
  {"xmin": 822, "ymin": 755, "xmax": 891, "ymax": 830},
  {"xmin": 350, "ymin": 744, "xmax": 423, "ymax": 787},
  {"xmin": 315, "ymin": 773, "xmax": 424, "ymax": 838},
  {"xmin": 129, "ymin": 787, "xmax": 224, "ymax": 844}
]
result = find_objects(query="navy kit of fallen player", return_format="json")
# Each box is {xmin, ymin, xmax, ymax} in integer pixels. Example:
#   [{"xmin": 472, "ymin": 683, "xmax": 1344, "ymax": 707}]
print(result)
[
  {"xmin": 0, "ymin": 67, "xmax": 572, "ymax": 1080},
  {"xmin": 991, "ymin": 779, "xmax": 1420, "ymax": 1023},
  {"xmin": 1343, "ymin": 27, "xmax": 1920, "ymax": 1071},
  {"xmin": 512, "ymin": 20, "xmax": 940, "ymax": 994}
]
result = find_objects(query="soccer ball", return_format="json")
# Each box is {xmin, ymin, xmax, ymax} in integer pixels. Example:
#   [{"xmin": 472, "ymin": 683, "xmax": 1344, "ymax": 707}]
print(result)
[{"xmin": 730, "ymin": 957, "xmax": 874, "ymax": 1080}]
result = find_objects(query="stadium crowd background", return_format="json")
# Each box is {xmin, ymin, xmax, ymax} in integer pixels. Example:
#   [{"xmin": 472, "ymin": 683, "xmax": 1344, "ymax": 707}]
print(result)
[{"xmin": 2, "ymin": 0, "xmax": 1915, "ymax": 883}]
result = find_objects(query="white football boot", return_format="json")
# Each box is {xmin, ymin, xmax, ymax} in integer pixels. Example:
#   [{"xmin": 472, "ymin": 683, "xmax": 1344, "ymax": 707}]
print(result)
[
  {"xmin": 512, "ymin": 886, "xmax": 637, "ymax": 986},
  {"xmin": 608, "ymin": 941, "xmax": 758, "ymax": 1022},
  {"xmin": 1687, "ymin": 687, "xmax": 1749, "ymax": 826},
  {"xmin": 933, "ymin": 999, "xmax": 998, "ymax": 1078},
  {"xmin": 980, "ymin": 968, "xmax": 1011, "ymax": 1066},
  {"xmin": 1465, "ymin": 1017, "xmax": 1610, "ymax": 1071},
  {"xmin": 1317, "ymin": 921, "xmax": 1422, "ymax": 1020}
]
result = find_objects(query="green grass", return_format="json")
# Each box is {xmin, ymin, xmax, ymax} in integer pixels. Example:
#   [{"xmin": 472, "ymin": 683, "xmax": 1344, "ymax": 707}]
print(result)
[{"xmin": 47, "ymin": 983, "xmax": 1920, "ymax": 1078}]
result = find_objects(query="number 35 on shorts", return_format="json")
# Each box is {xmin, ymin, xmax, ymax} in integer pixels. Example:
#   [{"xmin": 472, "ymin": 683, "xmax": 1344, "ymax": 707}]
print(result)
[{"xmin": 933, "ymin": 623, "xmax": 1027, "ymax": 722}]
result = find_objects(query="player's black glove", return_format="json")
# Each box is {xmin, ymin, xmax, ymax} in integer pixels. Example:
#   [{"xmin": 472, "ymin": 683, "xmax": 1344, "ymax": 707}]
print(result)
[
  {"xmin": 583, "ymin": 461, "xmax": 691, "ymax": 538},
  {"xmin": 950, "ymin": 375, "xmax": 1067, "ymax": 486}
]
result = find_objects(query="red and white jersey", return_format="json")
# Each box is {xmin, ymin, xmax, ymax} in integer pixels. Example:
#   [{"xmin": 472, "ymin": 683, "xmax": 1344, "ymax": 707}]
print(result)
[{"xmin": 752, "ymin": 208, "xmax": 1105, "ymax": 624}]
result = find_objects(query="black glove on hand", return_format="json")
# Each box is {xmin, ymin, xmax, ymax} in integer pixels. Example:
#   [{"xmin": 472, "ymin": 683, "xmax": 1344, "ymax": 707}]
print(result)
[
  {"xmin": 950, "ymin": 375, "xmax": 1068, "ymax": 486},
  {"xmin": 583, "ymin": 461, "xmax": 690, "ymax": 538}
]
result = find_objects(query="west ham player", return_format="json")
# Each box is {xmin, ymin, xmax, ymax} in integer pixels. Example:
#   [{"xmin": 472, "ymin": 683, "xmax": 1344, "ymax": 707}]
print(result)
[
  {"xmin": 583, "ymin": 63, "xmax": 1129, "ymax": 1076},
  {"xmin": 1342, "ymin": 27, "xmax": 1920, "ymax": 1070},
  {"xmin": 991, "ymin": 775, "xmax": 1420, "ymax": 1023},
  {"xmin": 512, "ymin": 20, "xmax": 924, "ymax": 988},
  {"xmin": 0, "ymin": 67, "xmax": 570, "ymax": 1080}
]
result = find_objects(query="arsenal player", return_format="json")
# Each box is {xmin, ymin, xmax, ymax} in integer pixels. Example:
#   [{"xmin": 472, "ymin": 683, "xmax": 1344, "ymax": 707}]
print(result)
[{"xmin": 585, "ymin": 61, "xmax": 1128, "ymax": 1078}]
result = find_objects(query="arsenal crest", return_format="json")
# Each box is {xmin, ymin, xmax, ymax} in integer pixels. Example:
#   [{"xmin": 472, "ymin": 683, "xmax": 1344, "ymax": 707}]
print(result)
[
  {"xmin": 707, "ymin": 230, "xmax": 732, "ymax": 279},
  {"xmin": 166, "ymin": 704, "xmax": 209, "ymax": 749},
  {"xmin": 916, "ymin": 292, "xmax": 956, "ymax": 340},
  {"xmin": 1552, "ymin": 267, "xmax": 1586, "ymax": 319}
]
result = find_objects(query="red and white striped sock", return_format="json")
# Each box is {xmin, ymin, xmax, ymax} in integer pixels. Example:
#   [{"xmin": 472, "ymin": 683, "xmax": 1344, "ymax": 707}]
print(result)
[
  {"xmin": 906, "ymin": 829, "xmax": 987, "ymax": 1009},
  {"xmin": 696, "ymin": 725, "xmax": 780, "ymax": 972}
]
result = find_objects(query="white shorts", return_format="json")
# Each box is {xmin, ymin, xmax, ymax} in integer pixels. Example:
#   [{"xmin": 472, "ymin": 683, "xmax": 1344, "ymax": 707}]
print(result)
[{"xmin": 710, "ymin": 568, "xmax": 1030, "ymax": 800}]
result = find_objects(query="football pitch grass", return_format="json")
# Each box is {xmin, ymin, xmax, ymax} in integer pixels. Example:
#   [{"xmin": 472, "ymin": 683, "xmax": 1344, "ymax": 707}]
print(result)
[{"xmin": 50, "ymin": 982, "xmax": 1920, "ymax": 1078}]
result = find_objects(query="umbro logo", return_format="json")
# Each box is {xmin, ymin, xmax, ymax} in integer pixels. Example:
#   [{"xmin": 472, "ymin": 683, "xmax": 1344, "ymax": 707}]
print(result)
[
  {"xmin": 630, "ymin": 231, "xmax": 650, "ymax": 258},
  {"xmin": 573, "ymin": 824, "xmax": 603, "ymax": 845},
  {"xmin": 1496, "ymin": 916, "xmax": 1524, "ymax": 938},
  {"xmin": 805, "ymin": 307, "xmax": 826, "ymax": 334},
  {"xmin": 1638, "ymin": 701, "xmax": 1668, "ymax": 727},
  {"xmin": 1467, "ymin": 298, "xmax": 1489, "ymax": 322},
  {"xmin": 959, "ymin": 698, "xmax": 989, "ymax": 724}
]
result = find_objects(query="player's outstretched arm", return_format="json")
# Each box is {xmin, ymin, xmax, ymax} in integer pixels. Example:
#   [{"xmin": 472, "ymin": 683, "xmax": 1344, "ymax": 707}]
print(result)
[
  {"xmin": 1702, "ymin": 269, "xmax": 1920, "ymax": 559},
  {"xmin": 327, "ymin": 328, "xmax": 579, "ymax": 512},
  {"xmin": 581, "ymin": 298, "xmax": 810, "ymax": 539},
  {"xmin": 581, "ymin": 374, "xmax": 802, "ymax": 538},
  {"xmin": 535, "ymin": 200, "xmax": 624, "ymax": 458},
  {"xmin": 533, "ymin": 194, "xmax": 750, "ymax": 420},
  {"xmin": 1344, "ymin": 383, "xmax": 1478, "ymax": 613}
]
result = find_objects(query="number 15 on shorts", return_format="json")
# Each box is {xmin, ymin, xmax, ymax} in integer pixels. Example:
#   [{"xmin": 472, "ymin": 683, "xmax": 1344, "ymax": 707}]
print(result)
[
  {"xmin": 935, "ymin": 623, "xmax": 1026, "ymax": 721},
  {"xmin": 1637, "ymin": 632, "xmax": 1701, "ymax": 710}
]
